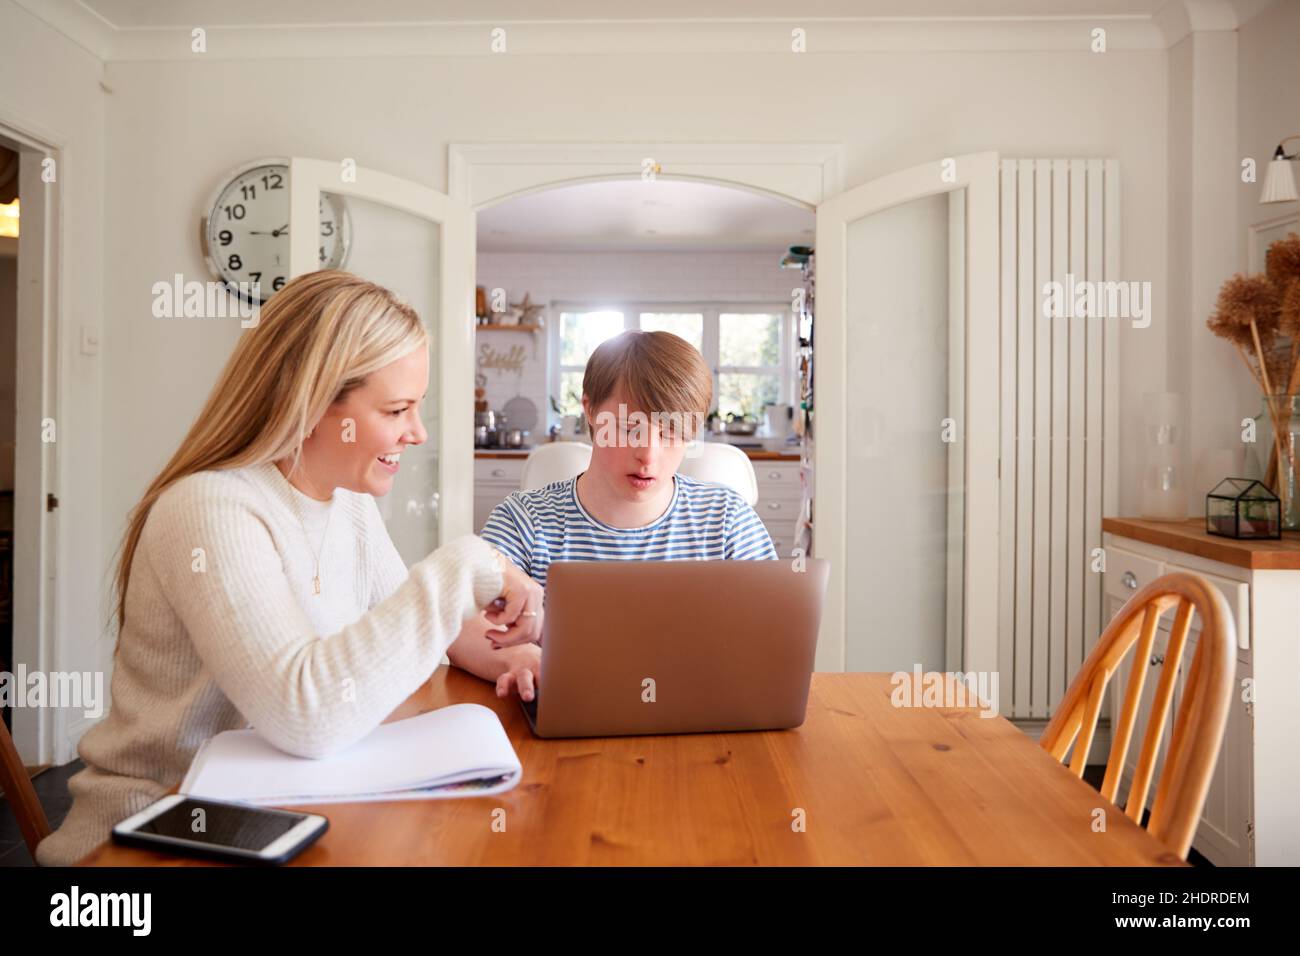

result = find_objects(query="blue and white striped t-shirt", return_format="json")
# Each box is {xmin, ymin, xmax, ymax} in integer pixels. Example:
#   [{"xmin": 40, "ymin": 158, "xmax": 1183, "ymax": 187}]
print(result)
[{"xmin": 480, "ymin": 473, "xmax": 776, "ymax": 586}]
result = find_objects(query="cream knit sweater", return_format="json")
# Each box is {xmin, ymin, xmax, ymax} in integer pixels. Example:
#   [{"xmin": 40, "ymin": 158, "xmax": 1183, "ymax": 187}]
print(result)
[{"xmin": 35, "ymin": 460, "xmax": 503, "ymax": 866}]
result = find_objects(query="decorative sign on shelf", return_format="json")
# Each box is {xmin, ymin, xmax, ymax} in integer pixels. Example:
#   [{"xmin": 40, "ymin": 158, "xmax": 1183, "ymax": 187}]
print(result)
[{"xmin": 479, "ymin": 342, "xmax": 527, "ymax": 377}]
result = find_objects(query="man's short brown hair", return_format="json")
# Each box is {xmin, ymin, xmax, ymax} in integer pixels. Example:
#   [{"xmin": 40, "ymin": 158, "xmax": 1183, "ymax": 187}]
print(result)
[{"xmin": 582, "ymin": 331, "xmax": 712, "ymax": 440}]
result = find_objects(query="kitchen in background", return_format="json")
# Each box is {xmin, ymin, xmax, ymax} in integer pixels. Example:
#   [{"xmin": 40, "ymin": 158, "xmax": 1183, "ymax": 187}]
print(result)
[{"xmin": 470, "ymin": 178, "xmax": 815, "ymax": 551}]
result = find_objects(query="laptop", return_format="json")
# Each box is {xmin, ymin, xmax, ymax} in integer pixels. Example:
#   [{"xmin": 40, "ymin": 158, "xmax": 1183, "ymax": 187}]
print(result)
[{"xmin": 519, "ymin": 559, "xmax": 829, "ymax": 738}]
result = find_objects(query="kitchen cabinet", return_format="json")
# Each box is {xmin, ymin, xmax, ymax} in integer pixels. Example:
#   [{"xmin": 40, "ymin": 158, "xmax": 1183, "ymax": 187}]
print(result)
[
  {"xmin": 754, "ymin": 461, "xmax": 803, "ymax": 557},
  {"xmin": 1104, "ymin": 596, "xmax": 1174, "ymax": 818},
  {"xmin": 473, "ymin": 456, "xmax": 527, "ymax": 533},
  {"xmin": 1099, "ymin": 519, "xmax": 1299, "ymax": 866}
]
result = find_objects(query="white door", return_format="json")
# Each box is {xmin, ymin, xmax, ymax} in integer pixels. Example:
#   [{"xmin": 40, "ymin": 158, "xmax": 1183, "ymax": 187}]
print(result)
[
  {"xmin": 814, "ymin": 152, "xmax": 999, "ymax": 676},
  {"xmin": 287, "ymin": 158, "xmax": 475, "ymax": 562}
]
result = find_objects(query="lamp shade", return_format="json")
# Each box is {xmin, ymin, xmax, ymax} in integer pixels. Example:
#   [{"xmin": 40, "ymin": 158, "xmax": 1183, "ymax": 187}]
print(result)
[{"xmin": 1261, "ymin": 154, "xmax": 1298, "ymax": 204}]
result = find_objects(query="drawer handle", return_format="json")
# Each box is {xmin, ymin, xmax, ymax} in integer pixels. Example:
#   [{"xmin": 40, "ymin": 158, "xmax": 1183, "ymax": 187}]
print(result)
[
  {"xmin": 766, "ymin": 501, "xmax": 782, "ymax": 511},
  {"xmin": 1150, "ymin": 654, "xmax": 1164, "ymax": 667},
  {"xmin": 491, "ymin": 468, "xmax": 506, "ymax": 477},
  {"xmin": 767, "ymin": 470, "xmax": 782, "ymax": 480},
  {"xmin": 1122, "ymin": 571, "xmax": 1138, "ymax": 590}
]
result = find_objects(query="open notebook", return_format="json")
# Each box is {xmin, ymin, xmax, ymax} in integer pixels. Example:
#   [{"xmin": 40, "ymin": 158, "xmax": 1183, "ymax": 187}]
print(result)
[{"xmin": 180, "ymin": 703, "xmax": 522, "ymax": 805}]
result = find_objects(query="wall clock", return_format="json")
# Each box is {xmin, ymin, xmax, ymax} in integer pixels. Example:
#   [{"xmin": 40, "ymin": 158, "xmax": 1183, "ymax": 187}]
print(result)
[{"xmin": 200, "ymin": 157, "xmax": 350, "ymax": 303}]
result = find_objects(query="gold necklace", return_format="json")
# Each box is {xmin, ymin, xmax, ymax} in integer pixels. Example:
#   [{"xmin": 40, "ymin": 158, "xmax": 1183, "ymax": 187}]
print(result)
[{"xmin": 287, "ymin": 477, "xmax": 334, "ymax": 596}]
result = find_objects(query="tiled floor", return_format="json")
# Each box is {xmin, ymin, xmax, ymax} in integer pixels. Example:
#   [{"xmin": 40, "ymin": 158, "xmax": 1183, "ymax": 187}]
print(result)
[
  {"xmin": 2, "ymin": 760, "xmax": 1213, "ymax": 867},
  {"xmin": 0, "ymin": 760, "xmax": 82, "ymax": 867}
]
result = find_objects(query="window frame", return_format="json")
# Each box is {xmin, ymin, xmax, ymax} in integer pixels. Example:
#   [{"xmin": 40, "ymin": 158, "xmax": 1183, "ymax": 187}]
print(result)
[{"xmin": 549, "ymin": 300, "xmax": 794, "ymax": 422}]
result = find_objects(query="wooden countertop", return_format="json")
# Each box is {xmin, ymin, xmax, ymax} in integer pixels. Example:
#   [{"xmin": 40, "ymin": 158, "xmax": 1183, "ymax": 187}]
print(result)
[
  {"xmin": 80, "ymin": 668, "xmax": 1181, "ymax": 867},
  {"xmin": 1103, "ymin": 516, "xmax": 1300, "ymax": 570}
]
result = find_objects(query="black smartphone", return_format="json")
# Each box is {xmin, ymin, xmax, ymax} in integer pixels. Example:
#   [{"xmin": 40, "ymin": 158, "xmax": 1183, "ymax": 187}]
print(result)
[{"xmin": 112, "ymin": 794, "xmax": 328, "ymax": 865}]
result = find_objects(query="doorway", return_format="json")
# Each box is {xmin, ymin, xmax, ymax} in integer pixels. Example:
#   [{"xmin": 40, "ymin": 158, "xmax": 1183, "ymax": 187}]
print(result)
[
  {"xmin": 451, "ymin": 145, "xmax": 999, "ymax": 674},
  {"xmin": 0, "ymin": 121, "xmax": 61, "ymax": 764}
]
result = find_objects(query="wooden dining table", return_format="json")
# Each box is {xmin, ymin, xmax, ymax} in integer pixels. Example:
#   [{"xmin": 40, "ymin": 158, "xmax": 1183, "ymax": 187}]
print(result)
[{"xmin": 80, "ymin": 667, "xmax": 1185, "ymax": 866}]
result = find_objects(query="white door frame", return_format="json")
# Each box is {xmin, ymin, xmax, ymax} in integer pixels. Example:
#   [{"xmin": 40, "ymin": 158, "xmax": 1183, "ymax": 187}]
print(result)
[
  {"xmin": 448, "ymin": 143, "xmax": 842, "ymax": 211},
  {"xmin": 288, "ymin": 158, "xmax": 478, "ymax": 543},
  {"xmin": 815, "ymin": 151, "xmax": 1001, "ymax": 675},
  {"xmin": 0, "ymin": 112, "xmax": 63, "ymax": 762},
  {"xmin": 446, "ymin": 143, "xmax": 999, "ymax": 676}
]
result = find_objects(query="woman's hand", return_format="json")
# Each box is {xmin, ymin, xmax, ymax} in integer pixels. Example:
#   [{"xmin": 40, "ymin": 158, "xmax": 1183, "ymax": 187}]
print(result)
[
  {"xmin": 482, "ymin": 550, "xmax": 545, "ymax": 647},
  {"xmin": 493, "ymin": 642, "xmax": 541, "ymax": 701}
]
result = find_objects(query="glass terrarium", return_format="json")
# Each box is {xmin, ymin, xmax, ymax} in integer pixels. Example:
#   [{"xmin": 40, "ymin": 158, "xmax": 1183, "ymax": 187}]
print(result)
[{"xmin": 1206, "ymin": 478, "xmax": 1281, "ymax": 540}]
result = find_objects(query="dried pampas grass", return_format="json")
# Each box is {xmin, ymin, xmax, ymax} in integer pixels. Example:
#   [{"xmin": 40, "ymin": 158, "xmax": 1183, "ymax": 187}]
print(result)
[
  {"xmin": 1206, "ymin": 273, "xmax": 1281, "ymax": 348},
  {"xmin": 1265, "ymin": 231, "xmax": 1300, "ymax": 290},
  {"xmin": 1206, "ymin": 243, "xmax": 1300, "ymax": 497}
]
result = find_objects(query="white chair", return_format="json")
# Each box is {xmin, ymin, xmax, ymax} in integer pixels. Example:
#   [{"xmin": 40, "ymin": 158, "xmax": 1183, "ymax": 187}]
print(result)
[
  {"xmin": 520, "ymin": 439, "xmax": 759, "ymax": 507},
  {"xmin": 520, "ymin": 442, "xmax": 593, "ymax": 491},
  {"xmin": 677, "ymin": 441, "xmax": 759, "ymax": 506}
]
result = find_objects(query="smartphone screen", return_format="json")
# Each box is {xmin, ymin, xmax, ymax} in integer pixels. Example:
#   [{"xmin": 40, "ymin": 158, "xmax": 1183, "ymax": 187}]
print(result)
[{"xmin": 134, "ymin": 798, "xmax": 308, "ymax": 852}]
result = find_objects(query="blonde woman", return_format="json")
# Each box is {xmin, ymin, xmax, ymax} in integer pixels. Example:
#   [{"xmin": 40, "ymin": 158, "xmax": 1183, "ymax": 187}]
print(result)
[{"xmin": 35, "ymin": 270, "xmax": 544, "ymax": 866}]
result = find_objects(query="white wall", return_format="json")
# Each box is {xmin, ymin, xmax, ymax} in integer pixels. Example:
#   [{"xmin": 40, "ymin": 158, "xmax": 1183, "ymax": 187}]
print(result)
[
  {"xmin": 475, "ymin": 249, "xmax": 796, "ymax": 424},
  {"xmin": 1164, "ymin": 27, "xmax": 1251, "ymax": 512},
  {"xmin": 1237, "ymin": 0, "xmax": 1300, "ymax": 276},
  {"xmin": 98, "ymin": 46, "xmax": 1168, "ymax": 521},
  {"xmin": 0, "ymin": 0, "xmax": 106, "ymax": 760}
]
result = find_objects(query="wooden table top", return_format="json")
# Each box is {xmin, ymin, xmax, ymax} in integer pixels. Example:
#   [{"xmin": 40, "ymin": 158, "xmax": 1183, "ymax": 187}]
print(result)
[
  {"xmin": 80, "ymin": 668, "xmax": 1184, "ymax": 867},
  {"xmin": 1103, "ymin": 516, "xmax": 1300, "ymax": 570}
]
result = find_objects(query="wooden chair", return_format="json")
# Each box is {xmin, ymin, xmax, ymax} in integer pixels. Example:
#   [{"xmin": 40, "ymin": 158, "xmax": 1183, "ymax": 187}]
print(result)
[
  {"xmin": 1039, "ymin": 571, "xmax": 1235, "ymax": 860},
  {"xmin": 0, "ymin": 716, "xmax": 51, "ymax": 861}
]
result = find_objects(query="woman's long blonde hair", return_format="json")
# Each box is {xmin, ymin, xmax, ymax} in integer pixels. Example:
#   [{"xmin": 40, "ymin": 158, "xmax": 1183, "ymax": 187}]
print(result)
[{"xmin": 113, "ymin": 269, "xmax": 426, "ymax": 631}]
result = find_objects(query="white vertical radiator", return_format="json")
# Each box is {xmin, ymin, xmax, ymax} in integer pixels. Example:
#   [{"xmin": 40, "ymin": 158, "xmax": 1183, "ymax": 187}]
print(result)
[{"xmin": 996, "ymin": 159, "xmax": 1120, "ymax": 721}]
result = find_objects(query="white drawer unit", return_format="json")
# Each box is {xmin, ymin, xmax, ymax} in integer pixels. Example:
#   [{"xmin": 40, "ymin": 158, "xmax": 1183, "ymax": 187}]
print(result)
[
  {"xmin": 1165, "ymin": 562, "xmax": 1250, "ymax": 653},
  {"xmin": 1103, "ymin": 545, "xmax": 1165, "ymax": 604},
  {"xmin": 753, "ymin": 461, "xmax": 802, "ymax": 557},
  {"xmin": 755, "ymin": 462, "xmax": 802, "ymax": 496},
  {"xmin": 473, "ymin": 456, "xmax": 526, "ymax": 532},
  {"xmin": 1101, "ymin": 527, "xmax": 1300, "ymax": 866}
]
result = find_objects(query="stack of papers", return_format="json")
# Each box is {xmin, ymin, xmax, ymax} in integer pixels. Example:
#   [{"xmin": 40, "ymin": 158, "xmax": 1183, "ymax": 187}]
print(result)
[{"xmin": 180, "ymin": 703, "xmax": 522, "ymax": 805}]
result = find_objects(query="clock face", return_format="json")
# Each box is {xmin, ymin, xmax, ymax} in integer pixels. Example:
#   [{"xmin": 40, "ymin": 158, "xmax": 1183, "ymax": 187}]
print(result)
[{"xmin": 204, "ymin": 162, "xmax": 349, "ymax": 303}]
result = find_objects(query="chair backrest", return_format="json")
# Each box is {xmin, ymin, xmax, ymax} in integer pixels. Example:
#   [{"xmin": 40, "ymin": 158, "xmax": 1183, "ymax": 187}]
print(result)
[
  {"xmin": 1039, "ymin": 571, "xmax": 1235, "ymax": 860},
  {"xmin": 0, "ymin": 716, "xmax": 51, "ymax": 862},
  {"xmin": 520, "ymin": 442, "xmax": 593, "ymax": 491},
  {"xmin": 677, "ymin": 442, "xmax": 759, "ymax": 506},
  {"xmin": 520, "ymin": 440, "xmax": 759, "ymax": 507}
]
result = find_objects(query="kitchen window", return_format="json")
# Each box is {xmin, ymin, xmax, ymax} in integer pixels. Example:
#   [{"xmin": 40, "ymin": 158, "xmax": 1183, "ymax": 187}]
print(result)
[{"xmin": 552, "ymin": 303, "xmax": 792, "ymax": 421}]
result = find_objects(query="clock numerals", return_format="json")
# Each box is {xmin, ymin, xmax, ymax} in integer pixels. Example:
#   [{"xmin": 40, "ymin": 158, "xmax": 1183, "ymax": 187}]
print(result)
[{"xmin": 207, "ymin": 162, "xmax": 347, "ymax": 304}]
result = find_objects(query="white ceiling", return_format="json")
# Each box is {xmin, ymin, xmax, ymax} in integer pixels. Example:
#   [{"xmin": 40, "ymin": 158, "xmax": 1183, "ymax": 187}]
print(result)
[
  {"xmin": 76, "ymin": 1, "xmax": 1172, "ymax": 29},
  {"xmin": 476, "ymin": 178, "xmax": 814, "ymax": 254}
]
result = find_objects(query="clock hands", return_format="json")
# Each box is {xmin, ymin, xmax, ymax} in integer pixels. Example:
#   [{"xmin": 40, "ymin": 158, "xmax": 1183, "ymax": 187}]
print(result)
[{"xmin": 247, "ymin": 223, "xmax": 290, "ymax": 237}]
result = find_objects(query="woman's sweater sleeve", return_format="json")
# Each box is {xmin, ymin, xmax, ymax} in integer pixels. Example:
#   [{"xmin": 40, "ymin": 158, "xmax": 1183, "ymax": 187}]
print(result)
[
  {"xmin": 143, "ymin": 475, "xmax": 503, "ymax": 759},
  {"xmin": 366, "ymin": 495, "xmax": 417, "ymax": 607}
]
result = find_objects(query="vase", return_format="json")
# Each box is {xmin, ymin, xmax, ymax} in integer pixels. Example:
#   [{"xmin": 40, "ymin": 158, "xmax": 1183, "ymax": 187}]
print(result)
[
  {"xmin": 1269, "ymin": 394, "xmax": 1300, "ymax": 531},
  {"xmin": 1140, "ymin": 392, "xmax": 1188, "ymax": 520}
]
